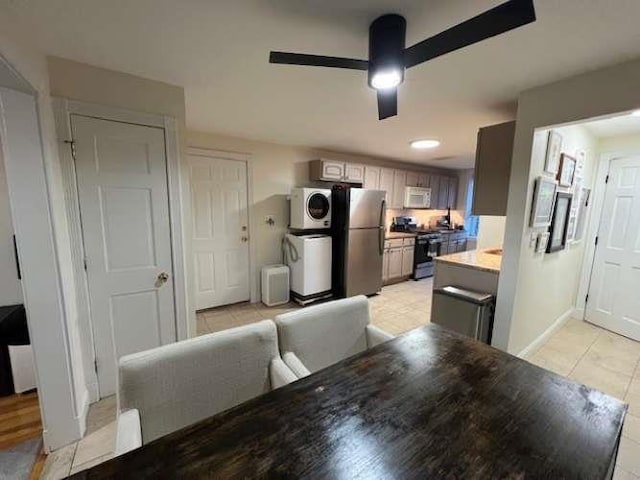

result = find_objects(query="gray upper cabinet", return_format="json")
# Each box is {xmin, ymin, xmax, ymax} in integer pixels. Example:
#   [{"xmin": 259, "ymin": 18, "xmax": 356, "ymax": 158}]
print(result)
[
  {"xmin": 405, "ymin": 171, "xmax": 420, "ymax": 187},
  {"xmin": 472, "ymin": 121, "xmax": 516, "ymax": 216}
]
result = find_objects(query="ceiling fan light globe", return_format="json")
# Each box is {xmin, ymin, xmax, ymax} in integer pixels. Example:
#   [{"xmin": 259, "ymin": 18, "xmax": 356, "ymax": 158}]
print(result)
[{"xmin": 371, "ymin": 70, "xmax": 402, "ymax": 90}]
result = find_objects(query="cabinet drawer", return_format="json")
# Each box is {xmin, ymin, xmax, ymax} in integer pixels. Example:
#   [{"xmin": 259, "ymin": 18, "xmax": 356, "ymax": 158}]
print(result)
[
  {"xmin": 385, "ymin": 238, "xmax": 404, "ymax": 249},
  {"xmin": 403, "ymin": 237, "xmax": 415, "ymax": 246}
]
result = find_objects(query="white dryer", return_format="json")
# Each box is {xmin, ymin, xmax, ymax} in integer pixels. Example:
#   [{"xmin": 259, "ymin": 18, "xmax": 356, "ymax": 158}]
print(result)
[
  {"xmin": 290, "ymin": 187, "xmax": 331, "ymax": 230},
  {"xmin": 284, "ymin": 233, "xmax": 332, "ymax": 305}
]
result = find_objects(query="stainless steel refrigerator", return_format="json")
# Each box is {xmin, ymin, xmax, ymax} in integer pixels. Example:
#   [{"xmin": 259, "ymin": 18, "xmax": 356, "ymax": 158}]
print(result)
[{"xmin": 332, "ymin": 186, "xmax": 386, "ymax": 298}]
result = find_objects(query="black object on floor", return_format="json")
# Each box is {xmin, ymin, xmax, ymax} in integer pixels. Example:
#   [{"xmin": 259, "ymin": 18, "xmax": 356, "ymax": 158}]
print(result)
[{"xmin": 0, "ymin": 304, "xmax": 29, "ymax": 396}]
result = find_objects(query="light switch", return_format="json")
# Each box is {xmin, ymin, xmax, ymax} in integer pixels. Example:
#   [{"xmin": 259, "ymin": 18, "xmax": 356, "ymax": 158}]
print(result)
[{"xmin": 265, "ymin": 215, "xmax": 275, "ymax": 226}]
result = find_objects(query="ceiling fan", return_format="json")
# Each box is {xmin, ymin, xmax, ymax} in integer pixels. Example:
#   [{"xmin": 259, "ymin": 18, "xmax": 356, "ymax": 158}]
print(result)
[{"xmin": 269, "ymin": 0, "xmax": 536, "ymax": 120}]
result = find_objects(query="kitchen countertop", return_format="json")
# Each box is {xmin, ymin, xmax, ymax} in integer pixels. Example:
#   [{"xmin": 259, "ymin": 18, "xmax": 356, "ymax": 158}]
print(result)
[
  {"xmin": 435, "ymin": 248, "xmax": 502, "ymax": 273},
  {"xmin": 385, "ymin": 232, "xmax": 417, "ymax": 239}
]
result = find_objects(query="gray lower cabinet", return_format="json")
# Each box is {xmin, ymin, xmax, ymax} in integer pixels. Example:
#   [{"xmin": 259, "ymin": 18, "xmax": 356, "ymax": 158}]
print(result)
[{"xmin": 383, "ymin": 238, "xmax": 415, "ymax": 283}]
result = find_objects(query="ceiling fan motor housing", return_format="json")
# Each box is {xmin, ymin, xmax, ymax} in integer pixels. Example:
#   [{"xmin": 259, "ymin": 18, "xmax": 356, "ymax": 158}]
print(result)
[{"xmin": 368, "ymin": 14, "xmax": 407, "ymax": 89}]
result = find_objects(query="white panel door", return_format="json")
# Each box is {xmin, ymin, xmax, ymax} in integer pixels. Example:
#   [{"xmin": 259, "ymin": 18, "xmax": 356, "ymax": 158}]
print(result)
[
  {"xmin": 587, "ymin": 157, "xmax": 640, "ymax": 339},
  {"xmin": 72, "ymin": 115, "xmax": 176, "ymax": 396},
  {"xmin": 188, "ymin": 154, "xmax": 250, "ymax": 310}
]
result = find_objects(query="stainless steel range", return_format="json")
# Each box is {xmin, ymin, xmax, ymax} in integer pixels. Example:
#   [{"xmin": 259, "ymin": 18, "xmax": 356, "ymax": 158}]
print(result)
[{"xmin": 390, "ymin": 216, "xmax": 444, "ymax": 279}]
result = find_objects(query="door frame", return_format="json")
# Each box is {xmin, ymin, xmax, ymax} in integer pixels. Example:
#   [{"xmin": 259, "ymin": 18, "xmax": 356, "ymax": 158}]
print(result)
[
  {"xmin": 53, "ymin": 98, "xmax": 190, "ymax": 402},
  {"xmin": 186, "ymin": 147, "xmax": 257, "ymax": 307},
  {"xmin": 576, "ymin": 150, "xmax": 640, "ymax": 323}
]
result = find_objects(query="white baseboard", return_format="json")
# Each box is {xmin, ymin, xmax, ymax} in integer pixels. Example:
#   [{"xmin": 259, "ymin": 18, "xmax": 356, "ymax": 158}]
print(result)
[{"xmin": 517, "ymin": 308, "xmax": 575, "ymax": 359}]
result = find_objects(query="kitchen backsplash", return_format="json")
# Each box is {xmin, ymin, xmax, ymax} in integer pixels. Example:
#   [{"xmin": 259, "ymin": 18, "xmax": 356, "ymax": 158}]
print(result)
[{"xmin": 386, "ymin": 208, "xmax": 465, "ymax": 231}]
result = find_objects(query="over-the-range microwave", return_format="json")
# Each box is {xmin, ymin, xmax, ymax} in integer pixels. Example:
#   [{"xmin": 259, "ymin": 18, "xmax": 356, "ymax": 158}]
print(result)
[{"xmin": 404, "ymin": 186, "xmax": 431, "ymax": 209}]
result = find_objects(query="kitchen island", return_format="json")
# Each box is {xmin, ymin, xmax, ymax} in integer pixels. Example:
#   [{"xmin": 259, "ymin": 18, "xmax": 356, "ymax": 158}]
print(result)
[{"xmin": 433, "ymin": 248, "xmax": 502, "ymax": 294}]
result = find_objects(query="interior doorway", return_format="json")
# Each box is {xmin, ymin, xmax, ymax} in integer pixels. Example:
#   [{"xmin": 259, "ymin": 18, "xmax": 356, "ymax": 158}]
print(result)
[
  {"xmin": 586, "ymin": 156, "xmax": 640, "ymax": 339},
  {"xmin": 187, "ymin": 149, "xmax": 251, "ymax": 310}
]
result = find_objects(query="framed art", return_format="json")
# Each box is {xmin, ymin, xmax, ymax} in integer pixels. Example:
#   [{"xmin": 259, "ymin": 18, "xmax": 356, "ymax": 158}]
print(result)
[
  {"xmin": 546, "ymin": 192, "xmax": 572, "ymax": 253},
  {"xmin": 530, "ymin": 176, "xmax": 558, "ymax": 228},
  {"xmin": 557, "ymin": 153, "xmax": 577, "ymax": 187},
  {"xmin": 544, "ymin": 130, "xmax": 562, "ymax": 175}
]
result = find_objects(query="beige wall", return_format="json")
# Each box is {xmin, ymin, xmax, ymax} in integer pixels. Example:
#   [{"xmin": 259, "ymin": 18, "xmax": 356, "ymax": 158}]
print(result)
[
  {"xmin": 47, "ymin": 56, "xmax": 185, "ymax": 121},
  {"xmin": 496, "ymin": 57, "xmax": 640, "ymax": 354},
  {"xmin": 598, "ymin": 132, "xmax": 640, "ymax": 154},
  {"xmin": 477, "ymin": 216, "xmax": 506, "ymax": 250},
  {"xmin": 186, "ymin": 130, "xmax": 461, "ymax": 301}
]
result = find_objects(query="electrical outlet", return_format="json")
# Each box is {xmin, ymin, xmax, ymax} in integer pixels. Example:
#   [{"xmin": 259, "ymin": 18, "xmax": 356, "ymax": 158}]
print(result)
[{"xmin": 265, "ymin": 215, "xmax": 275, "ymax": 226}]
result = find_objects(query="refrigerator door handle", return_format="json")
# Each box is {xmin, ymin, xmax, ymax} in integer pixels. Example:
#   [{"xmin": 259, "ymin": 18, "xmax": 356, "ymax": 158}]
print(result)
[{"xmin": 378, "ymin": 199, "xmax": 386, "ymax": 255}]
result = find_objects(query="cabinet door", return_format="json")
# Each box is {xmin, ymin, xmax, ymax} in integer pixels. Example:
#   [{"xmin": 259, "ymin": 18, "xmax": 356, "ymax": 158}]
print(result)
[
  {"xmin": 447, "ymin": 176, "xmax": 458, "ymax": 209},
  {"xmin": 382, "ymin": 249, "xmax": 390, "ymax": 281},
  {"xmin": 321, "ymin": 160, "xmax": 345, "ymax": 180},
  {"xmin": 363, "ymin": 166, "xmax": 381, "ymax": 190},
  {"xmin": 388, "ymin": 248, "xmax": 403, "ymax": 278},
  {"xmin": 401, "ymin": 246, "xmax": 414, "ymax": 276},
  {"xmin": 392, "ymin": 170, "xmax": 406, "ymax": 209},
  {"xmin": 429, "ymin": 174, "xmax": 440, "ymax": 208},
  {"xmin": 345, "ymin": 163, "xmax": 365, "ymax": 183},
  {"xmin": 379, "ymin": 168, "xmax": 395, "ymax": 205},
  {"xmin": 405, "ymin": 171, "xmax": 420, "ymax": 187},
  {"xmin": 418, "ymin": 173, "xmax": 429, "ymax": 188},
  {"xmin": 438, "ymin": 176, "xmax": 449, "ymax": 209},
  {"xmin": 472, "ymin": 121, "xmax": 516, "ymax": 215},
  {"xmin": 440, "ymin": 242, "xmax": 450, "ymax": 256}
]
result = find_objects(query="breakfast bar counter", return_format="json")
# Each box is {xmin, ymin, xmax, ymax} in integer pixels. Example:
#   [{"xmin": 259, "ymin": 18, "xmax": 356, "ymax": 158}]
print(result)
[
  {"xmin": 435, "ymin": 248, "xmax": 502, "ymax": 273},
  {"xmin": 68, "ymin": 324, "xmax": 626, "ymax": 479}
]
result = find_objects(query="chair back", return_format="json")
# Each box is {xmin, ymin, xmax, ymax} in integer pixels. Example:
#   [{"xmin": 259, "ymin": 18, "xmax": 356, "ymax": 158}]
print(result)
[
  {"xmin": 275, "ymin": 296, "xmax": 370, "ymax": 373},
  {"xmin": 118, "ymin": 319, "xmax": 278, "ymax": 444}
]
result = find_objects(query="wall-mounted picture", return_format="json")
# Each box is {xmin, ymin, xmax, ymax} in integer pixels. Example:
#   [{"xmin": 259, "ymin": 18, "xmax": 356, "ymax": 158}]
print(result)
[
  {"xmin": 544, "ymin": 130, "xmax": 563, "ymax": 175},
  {"xmin": 530, "ymin": 176, "xmax": 558, "ymax": 228},
  {"xmin": 557, "ymin": 153, "xmax": 577, "ymax": 187},
  {"xmin": 547, "ymin": 192, "xmax": 573, "ymax": 253}
]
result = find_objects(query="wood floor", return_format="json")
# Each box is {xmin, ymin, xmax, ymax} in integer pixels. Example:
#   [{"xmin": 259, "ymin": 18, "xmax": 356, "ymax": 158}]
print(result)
[{"xmin": 0, "ymin": 391, "xmax": 42, "ymax": 450}]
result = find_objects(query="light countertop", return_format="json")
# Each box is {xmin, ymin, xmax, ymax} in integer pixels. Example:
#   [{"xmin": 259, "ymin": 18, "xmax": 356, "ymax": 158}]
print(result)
[
  {"xmin": 385, "ymin": 232, "xmax": 417, "ymax": 239},
  {"xmin": 434, "ymin": 249, "xmax": 502, "ymax": 274}
]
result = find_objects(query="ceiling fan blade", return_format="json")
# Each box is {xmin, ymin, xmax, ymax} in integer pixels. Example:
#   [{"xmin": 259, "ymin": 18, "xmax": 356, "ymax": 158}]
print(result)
[
  {"xmin": 377, "ymin": 88, "xmax": 398, "ymax": 120},
  {"xmin": 269, "ymin": 52, "xmax": 368, "ymax": 71},
  {"xmin": 403, "ymin": 0, "xmax": 536, "ymax": 68}
]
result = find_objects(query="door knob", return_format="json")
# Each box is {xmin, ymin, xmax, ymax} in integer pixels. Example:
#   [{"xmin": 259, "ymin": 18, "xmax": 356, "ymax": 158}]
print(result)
[
  {"xmin": 241, "ymin": 236, "xmax": 249, "ymax": 242},
  {"xmin": 155, "ymin": 272, "xmax": 170, "ymax": 287}
]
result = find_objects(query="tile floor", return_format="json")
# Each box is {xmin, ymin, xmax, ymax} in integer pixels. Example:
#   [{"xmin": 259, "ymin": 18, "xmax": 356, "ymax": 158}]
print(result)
[
  {"xmin": 197, "ymin": 278, "xmax": 434, "ymax": 337},
  {"xmin": 39, "ymin": 279, "xmax": 640, "ymax": 478}
]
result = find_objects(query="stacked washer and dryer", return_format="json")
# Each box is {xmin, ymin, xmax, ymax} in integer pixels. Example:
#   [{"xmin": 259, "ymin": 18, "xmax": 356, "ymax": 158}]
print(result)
[{"xmin": 284, "ymin": 187, "xmax": 333, "ymax": 305}]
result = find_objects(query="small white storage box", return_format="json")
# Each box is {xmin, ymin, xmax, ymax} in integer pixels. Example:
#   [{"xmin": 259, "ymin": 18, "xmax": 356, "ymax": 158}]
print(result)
[{"xmin": 261, "ymin": 265, "xmax": 290, "ymax": 307}]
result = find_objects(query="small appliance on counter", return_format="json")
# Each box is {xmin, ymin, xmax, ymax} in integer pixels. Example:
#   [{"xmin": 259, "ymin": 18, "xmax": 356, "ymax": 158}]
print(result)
[
  {"xmin": 332, "ymin": 185, "xmax": 386, "ymax": 298},
  {"xmin": 289, "ymin": 187, "xmax": 331, "ymax": 230},
  {"xmin": 283, "ymin": 233, "xmax": 332, "ymax": 305}
]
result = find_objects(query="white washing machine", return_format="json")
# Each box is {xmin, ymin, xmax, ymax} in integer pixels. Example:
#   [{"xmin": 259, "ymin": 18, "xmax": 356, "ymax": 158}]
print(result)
[
  {"xmin": 289, "ymin": 187, "xmax": 331, "ymax": 230},
  {"xmin": 284, "ymin": 233, "xmax": 332, "ymax": 305}
]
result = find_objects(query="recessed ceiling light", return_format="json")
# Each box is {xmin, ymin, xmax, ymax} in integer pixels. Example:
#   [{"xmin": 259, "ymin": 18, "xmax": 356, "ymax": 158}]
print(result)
[
  {"xmin": 631, "ymin": 110, "xmax": 640, "ymax": 117},
  {"xmin": 410, "ymin": 139, "xmax": 440, "ymax": 149}
]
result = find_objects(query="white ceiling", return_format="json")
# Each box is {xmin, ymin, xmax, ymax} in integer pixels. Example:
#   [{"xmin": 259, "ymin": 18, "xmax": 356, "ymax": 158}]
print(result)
[
  {"xmin": 582, "ymin": 112, "xmax": 640, "ymax": 138},
  {"xmin": 2, "ymin": 0, "xmax": 640, "ymax": 168}
]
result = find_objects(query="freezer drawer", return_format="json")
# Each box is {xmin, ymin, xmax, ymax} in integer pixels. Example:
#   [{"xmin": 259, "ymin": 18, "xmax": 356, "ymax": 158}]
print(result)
[{"xmin": 431, "ymin": 286, "xmax": 495, "ymax": 344}]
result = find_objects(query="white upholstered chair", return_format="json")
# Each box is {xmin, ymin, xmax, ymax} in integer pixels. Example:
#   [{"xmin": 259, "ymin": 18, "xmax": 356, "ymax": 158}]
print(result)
[
  {"xmin": 114, "ymin": 319, "xmax": 296, "ymax": 456},
  {"xmin": 274, "ymin": 295, "xmax": 393, "ymax": 378}
]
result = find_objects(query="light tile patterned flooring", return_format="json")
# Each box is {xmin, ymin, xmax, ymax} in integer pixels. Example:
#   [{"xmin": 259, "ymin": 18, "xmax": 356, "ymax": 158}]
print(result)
[
  {"xmin": 40, "ymin": 278, "xmax": 640, "ymax": 478},
  {"xmin": 197, "ymin": 278, "xmax": 434, "ymax": 337}
]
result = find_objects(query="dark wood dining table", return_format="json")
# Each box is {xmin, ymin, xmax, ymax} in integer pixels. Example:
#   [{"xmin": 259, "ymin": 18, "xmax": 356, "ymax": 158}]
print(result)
[{"xmin": 68, "ymin": 324, "xmax": 627, "ymax": 479}]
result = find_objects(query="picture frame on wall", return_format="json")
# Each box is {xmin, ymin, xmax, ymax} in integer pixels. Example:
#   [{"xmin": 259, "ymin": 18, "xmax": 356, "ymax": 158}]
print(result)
[
  {"xmin": 557, "ymin": 153, "xmax": 577, "ymax": 187},
  {"xmin": 547, "ymin": 192, "xmax": 573, "ymax": 253},
  {"xmin": 530, "ymin": 176, "xmax": 558, "ymax": 228},
  {"xmin": 544, "ymin": 130, "xmax": 562, "ymax": 175}
]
